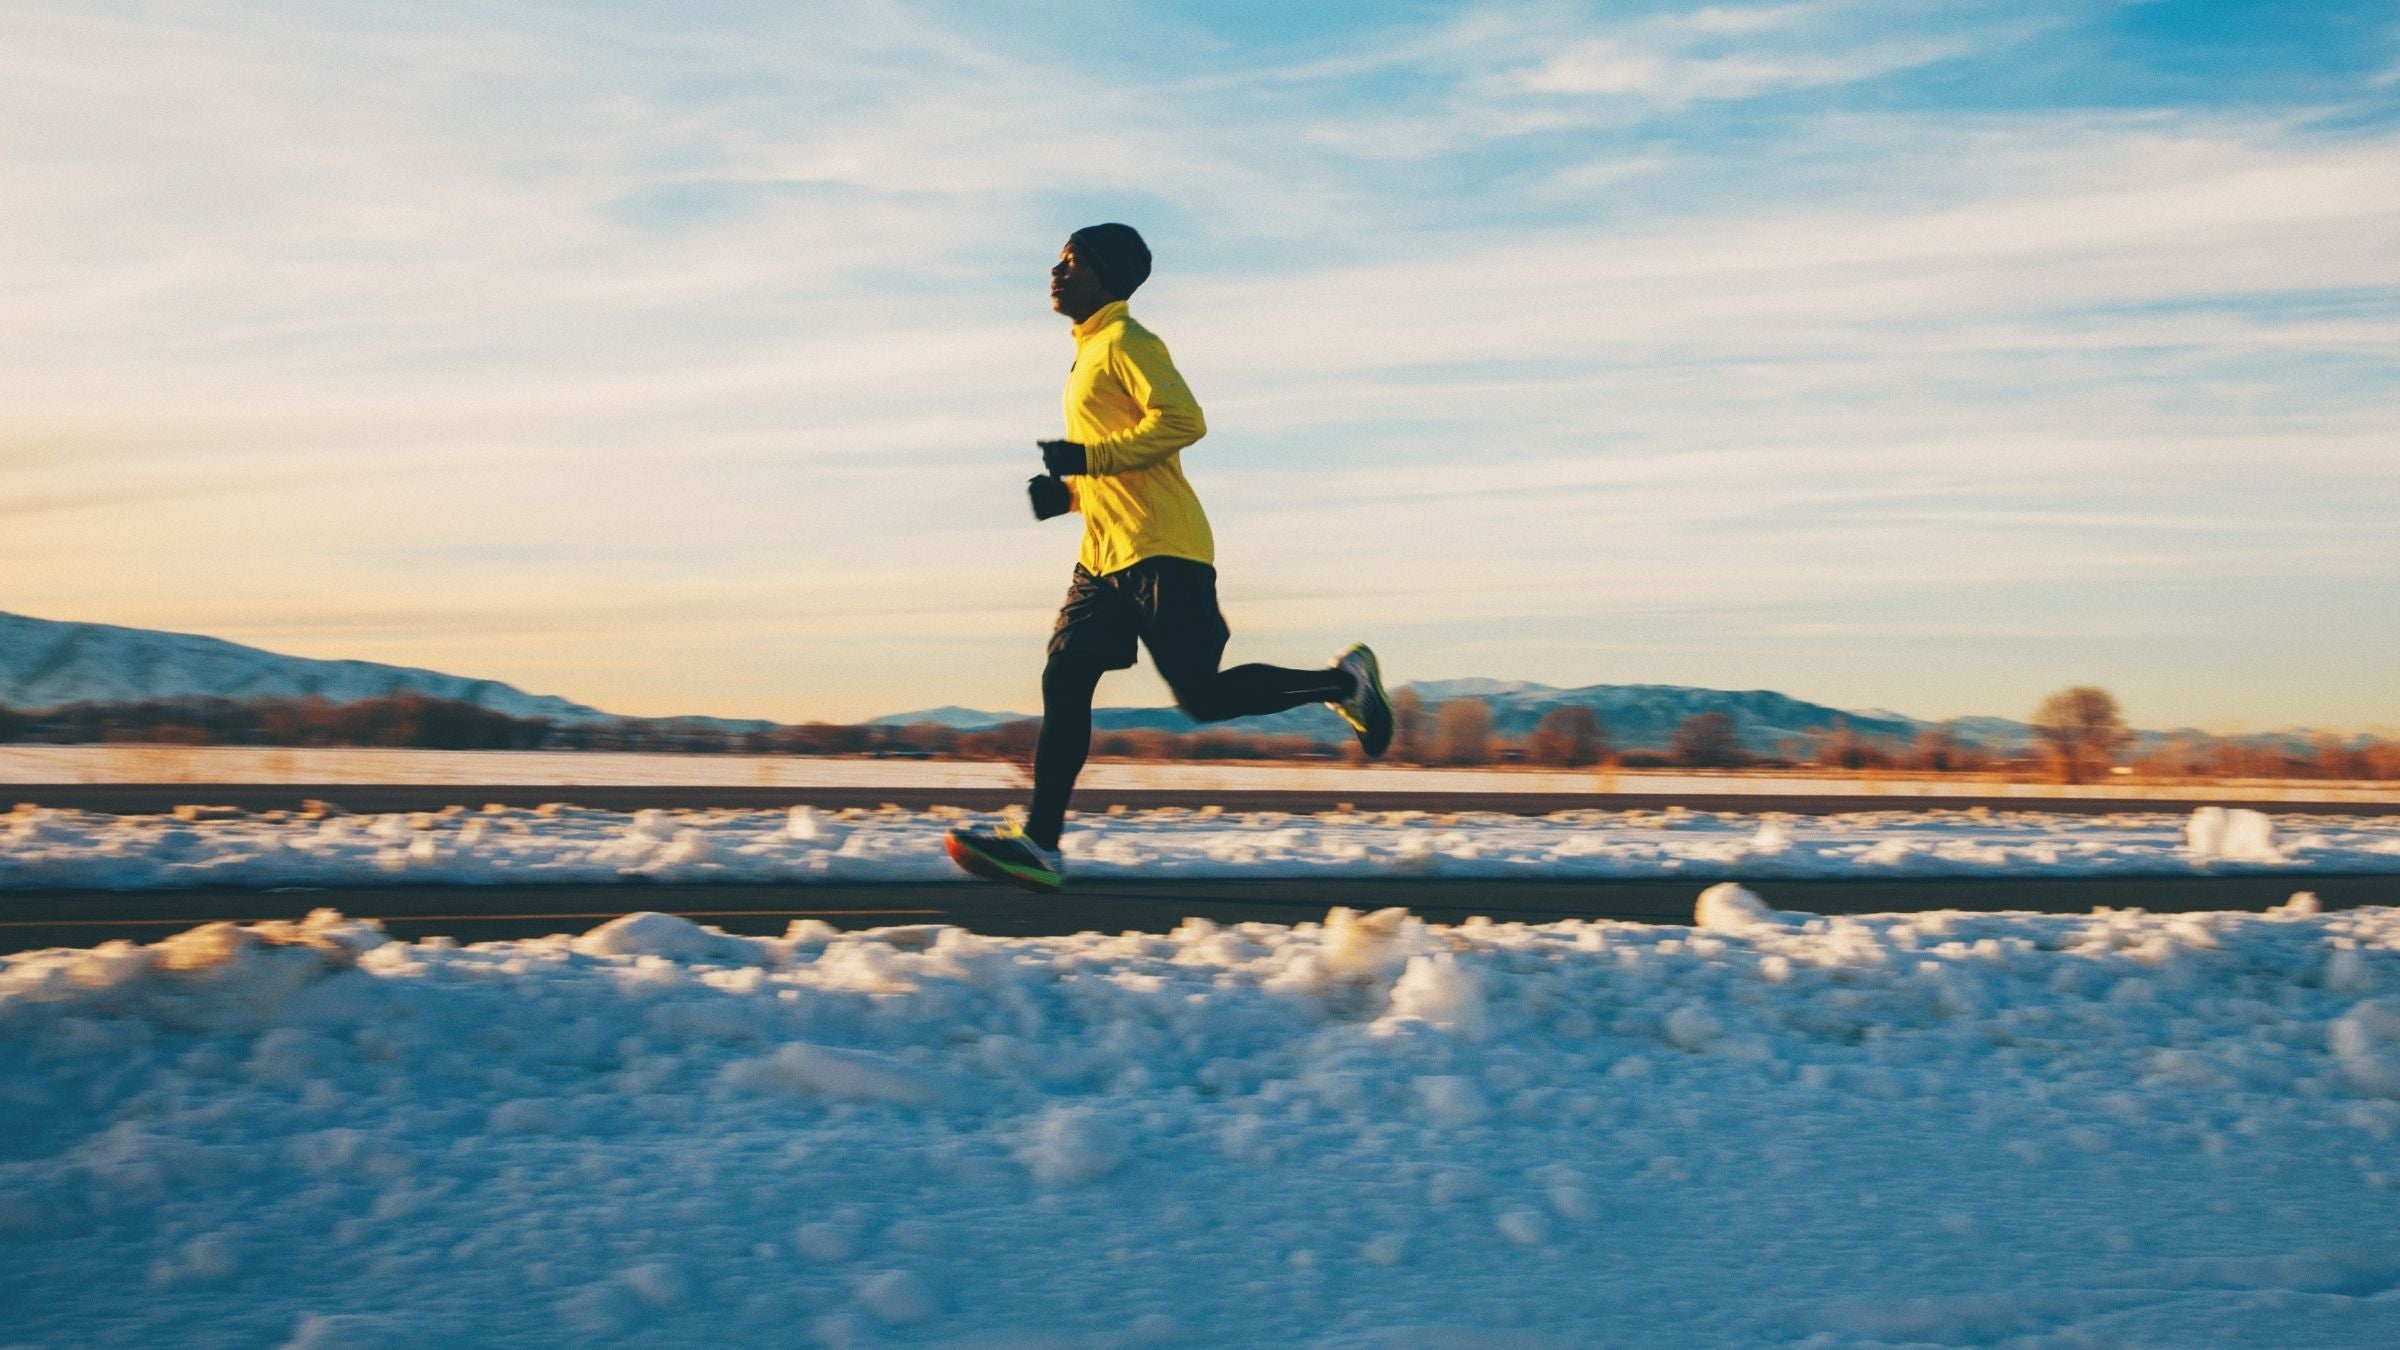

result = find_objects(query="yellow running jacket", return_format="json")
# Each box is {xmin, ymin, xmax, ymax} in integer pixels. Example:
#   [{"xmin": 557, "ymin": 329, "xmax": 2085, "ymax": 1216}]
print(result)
[{"xmin": 1062, "ymin": 300, "xmax": 1213, "ymax": 576}]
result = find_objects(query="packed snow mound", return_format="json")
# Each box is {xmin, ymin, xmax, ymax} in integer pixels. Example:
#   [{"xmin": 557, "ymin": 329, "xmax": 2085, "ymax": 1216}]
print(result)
[
  {"xmin": 0, "ymin": 908, "xmax": 388, "ymax": 1032},
  {"xmin": 571, "ymin": 911, "xmax": 766, "ymax": 964},
  {"xmin": 5, "ymin": 801, "xmax": 2396, "ymax": 890},
  {"xmin": 6, "ymin": 897, "xmax": 2400, "ymax": 1345},
  {"xmin": 2187, "ymin": 805, "xmax": 2288, "ymax": 863},
  {"xmin": 1693, "ymin": 881, "xmax": 1786, "ymax": 932}
]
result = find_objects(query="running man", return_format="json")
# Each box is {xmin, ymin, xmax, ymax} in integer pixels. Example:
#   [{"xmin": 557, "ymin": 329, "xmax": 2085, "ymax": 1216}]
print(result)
[{"xmin": 945, "ymin": 223, "xmax": 1394, "ymax": 893}]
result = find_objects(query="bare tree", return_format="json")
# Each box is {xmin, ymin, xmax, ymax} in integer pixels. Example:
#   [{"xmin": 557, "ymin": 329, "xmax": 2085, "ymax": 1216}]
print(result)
[
  {"xmin": 1525, "ymin": 705, "xmax": 1608, "ymax": 767},
  {"xmin": 1668, "ymin": 711, "xmax": 1746, "ymax": 767},
  {"xmin": 2367, "ymin": 739, "xmax": 2400, "ymax": 781},
  {"xmin": 958, "ymin": 718, "xmax": 1041, "ymax": 762},
  {"xmin": 895, "ymin": 720, "xmax": 959, "ymax": 755},
  {"xmin": 2206, "ymin": 736, "xmax": 2283, "ymax": 779},
  {"xmin": 2133, "ymin": 731, "xmax": 2212, "ymax": 779},
  {"xmin": 2311, "ymin": 733, "xmax": 2364, "ymax": 781},
  {"xmin": 1907, "ymin": 722, "xmax": 1989, "ymax": 773},
  {"xmin": 2031, "ymin": 686, "xmax": 2128, "ymax": 784},
  {"xmin": 1808, "ymin": 719, "xmax": 1896, "ymax": 770},
  {"xmin": 1391, "ymin": 688, "xmax": 1428, "ymax": 763},
  {"xmin": 1430, "ymin": 698, "xmax": 1495, "ymax": 766}
]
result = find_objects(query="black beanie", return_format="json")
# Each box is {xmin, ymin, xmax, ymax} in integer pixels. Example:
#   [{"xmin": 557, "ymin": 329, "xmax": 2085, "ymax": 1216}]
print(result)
[{"xmin": 1069, "ymin": 223, "xmax": 1151, "ymax": 300}]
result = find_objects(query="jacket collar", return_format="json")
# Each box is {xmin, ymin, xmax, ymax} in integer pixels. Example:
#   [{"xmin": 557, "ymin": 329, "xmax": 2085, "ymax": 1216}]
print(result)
[{"xmin": 1071, "ymin": 300, "xmax": 1129, "ymax": 341}]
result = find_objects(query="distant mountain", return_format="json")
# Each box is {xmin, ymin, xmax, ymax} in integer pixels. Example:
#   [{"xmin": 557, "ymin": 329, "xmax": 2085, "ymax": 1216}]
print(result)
[
  {"xmin": 1940, "ymin": 716, "xmax": 2040, "ymax": 754},
  {"xmin": 870, "ymin": 706, "xmax": 1036, "ymax": 730},
  {"xmin": 1406, "ymin": 678, "xmax": 1557, "ymax": 701},
  {"xmin": 1421, "ymin": 682, "xmax": 1925, "ymax": 753},
  {"xmin": 884, "ymin": 680, "xmax": 2035, "ymax": 753},
  {"xmin": 0, "ymin": 611, "xmax": 774, "ymax": 731},
  {"xmin": 21, "ymin": 611, "xmax": 2308, "ymax": 756}
]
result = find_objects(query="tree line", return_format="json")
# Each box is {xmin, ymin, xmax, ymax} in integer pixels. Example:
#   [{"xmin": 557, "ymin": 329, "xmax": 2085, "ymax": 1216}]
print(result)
[{"xmin": 3, "ymin": 686, "xmax": 2393, "ymax": 781}]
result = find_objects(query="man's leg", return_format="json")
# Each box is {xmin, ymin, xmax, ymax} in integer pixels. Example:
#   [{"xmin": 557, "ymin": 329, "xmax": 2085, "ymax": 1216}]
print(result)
[
  {"xmin": 1025, "ymin": 651, "xmax": 1107, "ymax": 852},
  {"xmin": 947, "ymin": 567, "xmax": 1136, "ymax": 890},
  {"xmin": 1137, "ymin": 557, "xmax": 1394, "ymax": 755},
  {"xmin": 1170, "ymin": 662, "xmax": 1353, "ymax": 724},
  {"xmin": 1133, "ymin": 558, "xmax": 1357, "ymax": 724}
]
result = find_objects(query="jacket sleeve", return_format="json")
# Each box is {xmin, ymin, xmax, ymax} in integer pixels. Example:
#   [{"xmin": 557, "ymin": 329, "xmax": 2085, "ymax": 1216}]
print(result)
[{"xmin": 1081, "ymin": 330, "xmax": 1206, "ymax": 475}]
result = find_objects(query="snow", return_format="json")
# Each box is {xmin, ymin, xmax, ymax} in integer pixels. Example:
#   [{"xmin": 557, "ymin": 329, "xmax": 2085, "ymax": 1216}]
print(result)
[
  {"xmin": 2188, "ymin": 805, "xmax": 2290, "ymax": 863},
  {"xmin": 6, "ymin": 895, "xmax": 2400, "ymax": 1344},
  {"xmin": 6, "ymin": 800, "xmax": 2400, "ymax": 890},
  {"xmin": 1694, "ymin": 879, "xmax": 1790, "ymax": 933}
]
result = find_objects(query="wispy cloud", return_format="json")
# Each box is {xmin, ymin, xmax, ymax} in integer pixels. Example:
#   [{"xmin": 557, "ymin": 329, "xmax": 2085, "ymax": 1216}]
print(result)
[
  {"xmin": 3, "ymin": 0, "xmax": 2395, "ymax": 727},
  {"xmin": 1508, "ymin": 17, "xmax": 1969, "ymax": 104}
]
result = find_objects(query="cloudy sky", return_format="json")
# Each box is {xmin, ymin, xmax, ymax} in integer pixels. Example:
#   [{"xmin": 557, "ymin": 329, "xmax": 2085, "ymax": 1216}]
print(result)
[{"xmin": 6, "ymin": 0, "xmax": 2396, "ymax": 731}]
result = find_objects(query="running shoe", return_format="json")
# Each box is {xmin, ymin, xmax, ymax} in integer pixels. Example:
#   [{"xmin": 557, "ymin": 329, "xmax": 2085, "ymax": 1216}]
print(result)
[
  {"xmin": 1329, "ymin": 642, "xmax": 1394, "ymax": 758},
  {"xmin": 944, "ymin": 826, "xmax": 1067, "ymax": 893}
]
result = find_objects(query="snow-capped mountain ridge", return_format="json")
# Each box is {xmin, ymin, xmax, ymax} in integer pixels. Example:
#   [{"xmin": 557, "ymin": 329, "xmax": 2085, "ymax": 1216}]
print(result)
[
  {"xmin": 939, "ymin": 680, "xmax": 2032, "ymax": 753},
  {"xmin": 1168, "ymin": 681, "xmax": 1969, "ymax": 752},
  {"xmin": 868, "ymin": 706, "xmax": 1036, "ymax": 730},
  {"xmin": 11, "ymin": 613, "xmax": 1985, "ymax": 749},
  {"xmin": 15, "ymin": 612, "xmax": 2316, "ymax": 754},
  {"xmin": 0, "ymin": 612, "xmax": 680, "ymax": 726}
]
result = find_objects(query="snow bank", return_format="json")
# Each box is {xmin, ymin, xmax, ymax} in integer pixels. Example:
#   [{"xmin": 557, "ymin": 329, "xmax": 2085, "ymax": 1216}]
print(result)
[
  {"xmin": 6, "ymin": 800, "xmax": 2397, "ymax": 890},
  {"xmin": 6, "ymin": 897, "xmax": 2400, "ymax": 1345}
]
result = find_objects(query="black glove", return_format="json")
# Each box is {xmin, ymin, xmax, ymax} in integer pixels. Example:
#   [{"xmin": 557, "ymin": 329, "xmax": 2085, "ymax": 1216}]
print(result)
[
  {"xmin": 1038, "ymin": 439, "xmax": 1088, "ymax": 477},
  {"xmin": 1028, "ymin": 475, "xmax": 1072, "ymax": 521}
]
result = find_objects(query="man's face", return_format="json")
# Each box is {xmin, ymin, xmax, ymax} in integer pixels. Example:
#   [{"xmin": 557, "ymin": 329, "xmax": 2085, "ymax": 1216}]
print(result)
[{"xmin": 1050, "ymin": 243, "xmax": 1114, "ymax": 320}]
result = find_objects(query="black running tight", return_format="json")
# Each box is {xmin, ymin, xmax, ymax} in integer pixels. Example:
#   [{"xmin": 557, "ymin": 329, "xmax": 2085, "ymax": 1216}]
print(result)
[{"xmin": 1025, "ymin": 654, "xmax": 1352, "ymax": 850}]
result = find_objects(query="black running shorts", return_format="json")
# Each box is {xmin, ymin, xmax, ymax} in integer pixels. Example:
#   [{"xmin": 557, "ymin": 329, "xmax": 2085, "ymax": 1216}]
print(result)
[{"xmin": 1047, "ymin": 555, "xmax": 1231, "ymax": 684}]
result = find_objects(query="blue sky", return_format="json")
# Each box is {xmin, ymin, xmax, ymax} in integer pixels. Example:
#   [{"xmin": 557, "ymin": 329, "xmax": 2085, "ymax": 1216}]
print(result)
[{"xmin": 4, "ymin": 0, "xmax": 2396, "ymax": 731}]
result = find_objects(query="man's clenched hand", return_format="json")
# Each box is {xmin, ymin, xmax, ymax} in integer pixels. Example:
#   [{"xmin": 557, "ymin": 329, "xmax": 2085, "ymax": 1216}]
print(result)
[
  {"xmin": 1027, "ymin": 475, "xmax": 1072, "ymax": 521},
  {"xmin": 1038, "ymin": 439, "xmax": 1088, "ymax": 477}
]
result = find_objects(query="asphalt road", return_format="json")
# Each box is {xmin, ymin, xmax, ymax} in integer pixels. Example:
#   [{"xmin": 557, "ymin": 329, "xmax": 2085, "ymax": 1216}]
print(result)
[
  {"xmin": 10, "ymin": 783, "xmax": 2399, "ymax": 817},
  {"xmin": 4, "ymin": 874, "xmax": 2389, "ymax": 953}
]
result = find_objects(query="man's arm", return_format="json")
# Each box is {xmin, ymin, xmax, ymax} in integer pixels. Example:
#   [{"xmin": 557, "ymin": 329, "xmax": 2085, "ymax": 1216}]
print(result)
[{"xmin": 1080, "ymin": 329, "xmax": 1206, "ymax": 476}]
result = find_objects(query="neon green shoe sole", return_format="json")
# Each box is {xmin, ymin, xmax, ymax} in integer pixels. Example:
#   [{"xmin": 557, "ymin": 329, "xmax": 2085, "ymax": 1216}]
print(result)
[{"xmin": 945, "ymin": 829, "xmax": 1065, "ymax": 894}]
